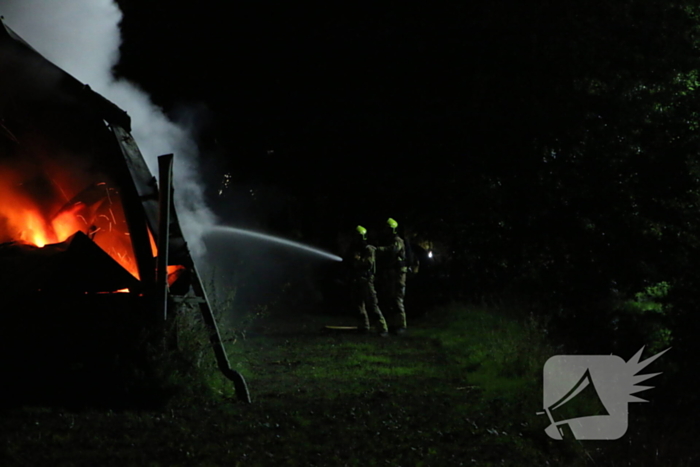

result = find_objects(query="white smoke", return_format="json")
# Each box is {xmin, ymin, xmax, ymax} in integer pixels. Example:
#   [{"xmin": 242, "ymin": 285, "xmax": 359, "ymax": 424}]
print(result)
[{"xmin": 0, "ymin": 0, "xmax": 215, "ymax": 255}]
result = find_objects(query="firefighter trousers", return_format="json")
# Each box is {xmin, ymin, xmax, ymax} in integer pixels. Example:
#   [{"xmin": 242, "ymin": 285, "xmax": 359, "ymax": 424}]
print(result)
[
  {"xmin": 383, "ymin": 270, "xmax": 407, "ymax": 329},
  {"xmin": 354, "ymin": 278, "xmax": 388, "ymax": 333}
]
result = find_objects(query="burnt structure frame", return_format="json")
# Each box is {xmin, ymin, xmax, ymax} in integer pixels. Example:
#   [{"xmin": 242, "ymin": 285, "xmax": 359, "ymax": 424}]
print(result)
[{"xmin": 0, "ymin": 18, "xmax": 250, "ymax": 403}]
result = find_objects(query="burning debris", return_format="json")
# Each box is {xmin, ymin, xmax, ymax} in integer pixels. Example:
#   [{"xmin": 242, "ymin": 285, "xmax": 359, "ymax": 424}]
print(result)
[
  {"xmin": 0, "ymin": 231, "xmax": 140, "ymax": 294},
  {"xmin": 0, "ymin": 170, "xmax": 141, "ymax": 280}
]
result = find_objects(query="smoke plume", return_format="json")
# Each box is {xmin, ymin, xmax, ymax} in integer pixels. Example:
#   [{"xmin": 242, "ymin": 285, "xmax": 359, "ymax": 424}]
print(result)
[{"xmin": 0, "ymin": 0, "xmax": 215, "ymax": 255}]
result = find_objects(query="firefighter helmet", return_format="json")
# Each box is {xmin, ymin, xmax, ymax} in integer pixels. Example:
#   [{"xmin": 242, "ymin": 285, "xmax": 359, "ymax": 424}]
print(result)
[
  {"xmin": 387, "ymin": 218, "xmax": 398, "ymax": 233},
  {"xmin": 356, "ymin": 225, "xmax": 367, "ymax": 240}
]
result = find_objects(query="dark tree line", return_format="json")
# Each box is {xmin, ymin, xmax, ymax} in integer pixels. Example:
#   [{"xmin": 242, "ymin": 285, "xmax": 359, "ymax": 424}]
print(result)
[{"xmin": 399, "ymin": 0, "xmax": 700, "ymax": 366}]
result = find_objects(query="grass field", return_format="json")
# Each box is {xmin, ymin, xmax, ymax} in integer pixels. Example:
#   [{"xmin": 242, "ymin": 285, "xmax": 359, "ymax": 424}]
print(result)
[{"xmin": 0, "ymin": 302, "xmax": 691, "ymax": 466}]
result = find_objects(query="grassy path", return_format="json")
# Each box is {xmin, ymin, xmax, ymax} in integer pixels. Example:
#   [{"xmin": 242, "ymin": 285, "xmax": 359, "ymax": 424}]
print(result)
[{"xmin": 2, "ymin": 304, "xmax": 675, "ymax": 466}]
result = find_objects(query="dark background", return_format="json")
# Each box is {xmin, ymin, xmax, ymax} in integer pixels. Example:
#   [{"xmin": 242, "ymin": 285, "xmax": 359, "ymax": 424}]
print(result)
[
  {"xmin": 113, "ymin": 2, "xmax": 502, "ymax": 311},
  {"xmin": 112, "ymin": 0, "xmax": 700, "ymax": 375},
  {"xmin": 113, "ymin": 3, "xmax": 502, "ymax": 233}
]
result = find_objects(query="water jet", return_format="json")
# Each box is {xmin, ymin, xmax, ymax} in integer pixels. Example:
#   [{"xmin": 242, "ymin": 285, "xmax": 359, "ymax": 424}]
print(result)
[{"xmin": 205, "ymin": 226, "xmax": 342, "ymax": 262}]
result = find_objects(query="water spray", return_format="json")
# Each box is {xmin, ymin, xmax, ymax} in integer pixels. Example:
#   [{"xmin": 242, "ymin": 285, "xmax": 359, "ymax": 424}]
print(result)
[{"xmin": 205, "ymin": 226, "xmax": 342, "ymax": 262}]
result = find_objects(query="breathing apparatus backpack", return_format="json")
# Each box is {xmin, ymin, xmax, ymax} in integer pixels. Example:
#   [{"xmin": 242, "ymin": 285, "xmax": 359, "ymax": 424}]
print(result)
[{"xmin": 404, "ymin": 240, "xmax": 419, "ymax": 276}]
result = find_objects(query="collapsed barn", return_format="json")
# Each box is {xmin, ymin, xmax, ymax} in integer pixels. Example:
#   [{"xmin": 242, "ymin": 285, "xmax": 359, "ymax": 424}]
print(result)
[{"xmin": 0, "ymin": 19, "xmax": 249, "ymax": 405}]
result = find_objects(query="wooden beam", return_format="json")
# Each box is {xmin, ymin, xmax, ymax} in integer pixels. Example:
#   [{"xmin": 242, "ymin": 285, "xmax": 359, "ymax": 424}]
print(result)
[
  {"xmin": 157, "ymin": 154, "xmax": 174, "ymax": 321},
  {"xmin": 110, "ymin": 124, "xmax": 156, "ymax": 287}
]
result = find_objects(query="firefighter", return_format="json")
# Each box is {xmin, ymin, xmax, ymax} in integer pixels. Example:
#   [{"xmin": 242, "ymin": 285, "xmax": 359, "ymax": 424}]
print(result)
[
  {"xmin": 351, "ymin": 225, "xmax": 388, "ymax": 336},
  {"xmin": 377, "ymin": 218, "xmax": 407, "ymax": 334}
]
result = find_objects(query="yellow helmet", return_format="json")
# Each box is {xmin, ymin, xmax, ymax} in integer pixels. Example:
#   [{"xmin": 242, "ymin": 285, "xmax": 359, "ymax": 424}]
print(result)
[
  {"xmin": 356, "ymin": 225, "xmax": 367, "ymax": 240},
  {"xmin": 387, "ymin": 218, "xmax": 398, "ymax": 232}
]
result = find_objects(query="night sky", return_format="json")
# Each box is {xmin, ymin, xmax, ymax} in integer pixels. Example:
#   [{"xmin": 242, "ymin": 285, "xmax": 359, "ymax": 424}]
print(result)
[{"xmin": 112, "ymin": 2, "xmax": 495, "ymax": 237}]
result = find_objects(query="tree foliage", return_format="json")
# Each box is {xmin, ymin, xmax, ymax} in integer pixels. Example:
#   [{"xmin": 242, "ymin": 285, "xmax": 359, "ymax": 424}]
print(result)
[{"xmin": 385, "ymin": 1, "xmax": 700, "ymax": 360}]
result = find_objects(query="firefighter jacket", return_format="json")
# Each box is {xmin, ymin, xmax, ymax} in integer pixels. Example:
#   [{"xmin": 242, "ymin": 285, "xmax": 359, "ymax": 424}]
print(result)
[
  {"xmin": 378, "ymin": 234, "xmax": 407, "ymax": 273},
  {"xmin": 351, "ymin": 244, "xmax": 377, "ymax": 280}
]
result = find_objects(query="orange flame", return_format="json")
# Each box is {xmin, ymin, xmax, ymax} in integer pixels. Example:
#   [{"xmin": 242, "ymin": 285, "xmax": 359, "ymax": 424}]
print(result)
[{"xmin": 0, "ymin": 163, "xmax": 143, "ymax": 281}]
